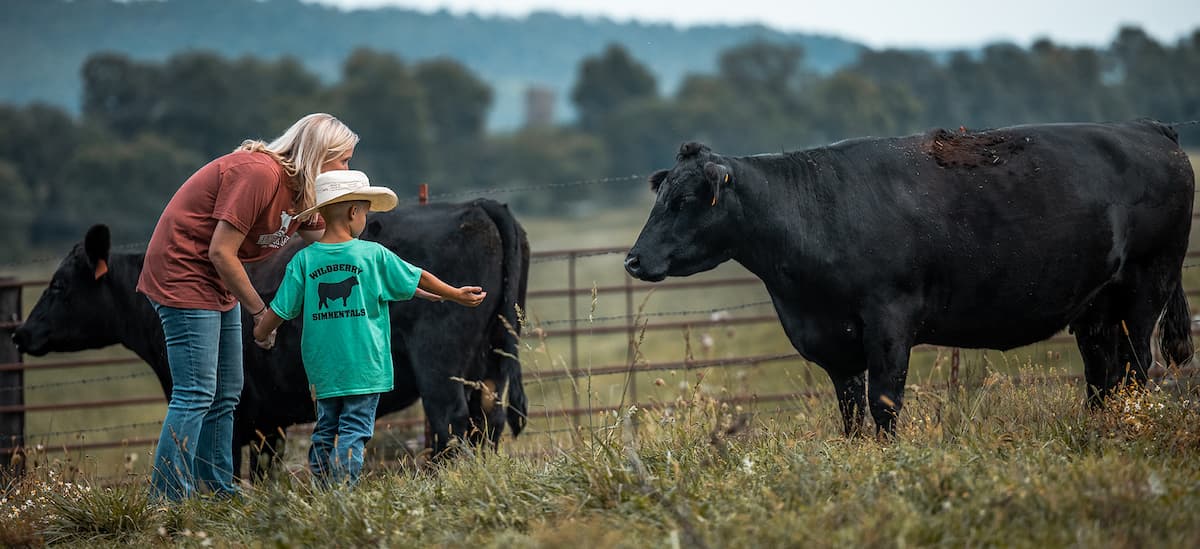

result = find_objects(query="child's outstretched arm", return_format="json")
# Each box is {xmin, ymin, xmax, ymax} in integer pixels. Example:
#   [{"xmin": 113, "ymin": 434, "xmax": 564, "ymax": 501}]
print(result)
[
  {"xmin": 418, "ymin": 270, "xmax": 486, "ymax": 307},
  {"xmin": 414, "ymin": 288, "xmax": 444, "ymax": 302},
  {"xmin": 253, "ymin": 309, "xmax": 284, "ymax": 349}
]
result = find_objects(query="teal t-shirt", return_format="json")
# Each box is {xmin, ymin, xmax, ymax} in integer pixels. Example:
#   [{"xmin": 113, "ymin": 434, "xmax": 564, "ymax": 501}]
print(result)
[{"xmin": 270, "ymin": 239, "xmax": 423, "ymax": 399}]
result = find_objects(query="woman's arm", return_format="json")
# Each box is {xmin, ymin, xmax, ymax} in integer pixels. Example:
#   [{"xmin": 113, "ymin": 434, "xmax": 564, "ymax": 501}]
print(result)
[
  {"xmin": 298, "ymin": 228, "xmax": 325, "ymax": 244},
  {"xmin": 298, "ymin": 212, "xmax": 325, "ymax": 243},
  {"xmin": 209, "ymin": 220, "xmax": 269, "ymax": 320}
]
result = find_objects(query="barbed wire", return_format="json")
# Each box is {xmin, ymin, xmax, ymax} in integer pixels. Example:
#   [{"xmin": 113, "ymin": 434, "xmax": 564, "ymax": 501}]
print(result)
[
  {"xmin": 528, "ymin": 353, "xmax": 799, "ymax": 385},
  {"xmin": 531, "ymin": 248, "xmax": 628, "ymax": 264},
  {"xmin": 421, "ymin": 174, "xmax": 645, "ymax": 202},
  {"xmin": 0, "ymin": 251, "xmax": 67, "ymax": 270},
  {"xmin": 22, "ymin": 421, "xmax": 164, "ymax": 441},
  {"xmin": 531, "ymin": 300, "xmax": 775, "ymax": 327},
  {"xmin": 0, "ymin": 371, "xmax": 158, "ymax": 394}
]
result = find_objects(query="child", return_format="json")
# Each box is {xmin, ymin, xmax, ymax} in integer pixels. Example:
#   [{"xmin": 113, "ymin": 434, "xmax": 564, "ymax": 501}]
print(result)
[{"xmin": 253, "ymin": 169, "xmax": 485, "ymax": 486}]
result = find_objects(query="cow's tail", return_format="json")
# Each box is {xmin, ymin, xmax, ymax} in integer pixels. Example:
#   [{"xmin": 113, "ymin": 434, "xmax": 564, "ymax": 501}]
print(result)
[
  {"xmin": 1158, "ymin": 279, "xmax": 1194, "ymax": 369},
  {"xmin": 474, "ymin": 198, "xmax": 530, "ymax": 437}
]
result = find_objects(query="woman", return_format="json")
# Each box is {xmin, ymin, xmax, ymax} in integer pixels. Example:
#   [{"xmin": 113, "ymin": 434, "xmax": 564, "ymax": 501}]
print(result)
[{"xmin": 137, "ymin": 113, "xmax": 357, "ymax": 501}]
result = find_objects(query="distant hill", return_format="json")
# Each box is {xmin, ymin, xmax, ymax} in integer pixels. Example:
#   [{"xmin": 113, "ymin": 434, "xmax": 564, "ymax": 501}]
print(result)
[{"xmin": 0, "ymin": 0, "xmax": 866, "ymax": 129}]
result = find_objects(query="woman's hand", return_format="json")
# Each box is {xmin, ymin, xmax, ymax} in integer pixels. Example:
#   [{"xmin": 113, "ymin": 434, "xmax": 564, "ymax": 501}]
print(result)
[
  {"xmin": 252, "ymin": 306, "xmax": 279, "ymax": 350},
  {"xmin": 254, "ymin": 329, "xmax": 276, "ymax": 350}
]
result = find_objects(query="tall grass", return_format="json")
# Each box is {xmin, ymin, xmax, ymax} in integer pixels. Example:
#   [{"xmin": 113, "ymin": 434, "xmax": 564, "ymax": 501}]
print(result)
[{"xmin": 4, "ymin": 371, "xmax": 1199, "ymax": 547}]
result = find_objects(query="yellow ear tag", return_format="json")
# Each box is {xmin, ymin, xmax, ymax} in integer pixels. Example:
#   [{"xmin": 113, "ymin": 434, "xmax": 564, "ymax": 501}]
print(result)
[{"xmin": 724, "ymin": 174, "xmax": 730, "ymax": 183}]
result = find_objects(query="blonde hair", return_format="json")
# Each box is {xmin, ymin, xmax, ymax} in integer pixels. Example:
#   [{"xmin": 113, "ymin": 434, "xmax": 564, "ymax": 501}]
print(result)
[{"xmin": 236, "ymin": 113, "xmax": 359, "ymax": 220}]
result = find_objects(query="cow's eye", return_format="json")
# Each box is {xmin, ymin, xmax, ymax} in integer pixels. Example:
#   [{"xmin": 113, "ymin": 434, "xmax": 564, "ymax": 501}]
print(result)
[{"xmin": 670, "ymin": 194, "xmax": 696, "ymax": 212}]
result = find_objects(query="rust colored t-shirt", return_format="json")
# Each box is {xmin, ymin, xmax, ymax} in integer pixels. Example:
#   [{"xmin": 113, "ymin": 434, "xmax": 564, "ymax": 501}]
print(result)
[{"xmin": 137, "ymin": 150, "xmax": 325, "ymax": 311}]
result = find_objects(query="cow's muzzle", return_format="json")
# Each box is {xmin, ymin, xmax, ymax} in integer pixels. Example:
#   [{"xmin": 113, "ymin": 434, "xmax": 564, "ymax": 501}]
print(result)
[
  {"xmin": 12, "ymin": 325, "xmax": 45, "ymax": 356},
  {"xmin": 623, "ymin": 254, "xmax": 641, "ymax": 276},
  {"xmin": 624, "ymin": 253, "xmax": 665, "ymax": 282}
]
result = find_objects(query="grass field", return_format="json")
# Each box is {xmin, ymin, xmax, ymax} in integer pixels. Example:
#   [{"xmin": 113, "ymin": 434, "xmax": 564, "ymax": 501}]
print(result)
[
  {"xmin": 3, "ymin": 373, "xmax": 1199, "ymax": 547},
  {"xmin": 2, "ymin": 154, "xmax": 1200, "ymax": 546}
]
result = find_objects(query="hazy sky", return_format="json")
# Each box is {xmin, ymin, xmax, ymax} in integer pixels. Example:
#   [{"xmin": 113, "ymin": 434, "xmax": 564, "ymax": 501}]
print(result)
[{"xmin": 306, "ymin": 0, "xmax": 1200, "ymax": 49}]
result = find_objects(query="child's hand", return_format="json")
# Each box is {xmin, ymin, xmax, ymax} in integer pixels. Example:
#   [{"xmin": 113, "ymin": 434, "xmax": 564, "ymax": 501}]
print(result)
[
  {"xmin": 451, "ymin": 286, "xmax": 486, "ymax": 307},
  {"xmin": 254, "ymin": 329, "xmax": 276, "ymax": 350}
]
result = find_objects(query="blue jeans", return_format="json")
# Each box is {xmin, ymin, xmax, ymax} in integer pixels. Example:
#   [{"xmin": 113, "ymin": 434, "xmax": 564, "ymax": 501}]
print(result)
[
  {"xmin": 149, "ymin": 300, "xmax": 243, "ymax": 501},
  {"xmin": 310, "ymin": 393, "xmax": 380, "ymax": 487}
]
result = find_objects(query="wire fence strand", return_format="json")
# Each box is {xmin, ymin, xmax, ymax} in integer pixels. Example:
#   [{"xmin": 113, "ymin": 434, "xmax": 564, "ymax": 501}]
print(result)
[
  {"xmin": 22, "ymin": 421, "xmax": 164, "ymax": 441},
  {"xmin": 422, "ymin": 174, "xmax": 646, "ymax": 202},
  {"xmin": 0, "ymin": 370, "xmax": 158, "ymax": 394},
  {"xmin": 533, "ymin": 300, "xmax": 775, "ymax": 327}
]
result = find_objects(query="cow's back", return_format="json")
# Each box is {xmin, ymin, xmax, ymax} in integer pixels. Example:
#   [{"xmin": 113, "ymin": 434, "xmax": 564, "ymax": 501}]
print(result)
[{"xmin": 748, "ymin": 120, "xmax": 1193, "ymax": 350}]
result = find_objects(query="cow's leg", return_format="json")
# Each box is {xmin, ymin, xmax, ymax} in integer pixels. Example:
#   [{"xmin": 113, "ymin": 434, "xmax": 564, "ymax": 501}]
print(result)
[
  {"xmin": 233, "ymin": 442, "xmax": 244, "ymax": 482},
  {"xmin": 246, "ymin": 444, "xmax": 258, "ymax": 481},
  {"xmin": 1111, "ymin": 263, "xmax": 1176, "ymax": 390},
  {"xmin": 466, "ymin": 379, "xmax": 505, "ymax": 450},
  {"xmin": 828, "ymin": 369, "xmax": 866, "ymax": 437},
  {"xmin": 249, "ymin": 430, "xmax": 286, "ymax": 482},
  {"xmin": 418, "ymin": 381, "xmax": 471, "ymax": 458},
  {"xmin": 863, "ymin": 312, "xmax": 914, "ymax": 437},
  {"xmin": 1070, "ymin": 298, "xmax": 1120, "ymax": 407},
  {"xmin": 231, "ymin": 417, "xmax": 253, "ymax": 482}
]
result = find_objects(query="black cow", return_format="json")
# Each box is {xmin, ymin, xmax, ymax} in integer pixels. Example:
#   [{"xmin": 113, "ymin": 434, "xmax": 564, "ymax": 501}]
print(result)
[
  {"xmin": 317, "ymin": 276, "xmax": 359, "ymax": 309},
  {"xmin": 625, "ymin": 120, "xmax": 1195, "ymax": 436},
  {"xmin": 14, "ymin": 198, "xmax": 529, "ymax": 476}
]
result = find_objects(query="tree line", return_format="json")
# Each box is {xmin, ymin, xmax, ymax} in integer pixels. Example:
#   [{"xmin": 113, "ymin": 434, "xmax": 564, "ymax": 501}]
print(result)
[{"xmin": 2, "ymin": 26, "xmax": 1198, "ymax": 259}]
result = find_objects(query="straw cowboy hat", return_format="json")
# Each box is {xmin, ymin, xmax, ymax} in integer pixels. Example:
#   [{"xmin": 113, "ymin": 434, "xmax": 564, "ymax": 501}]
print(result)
[{"xmin": 298, "ymin": 170, "xmax": 398, "ymax": 218}]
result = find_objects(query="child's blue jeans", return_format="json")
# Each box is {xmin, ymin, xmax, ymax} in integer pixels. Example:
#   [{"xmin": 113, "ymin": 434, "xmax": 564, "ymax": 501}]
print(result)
[{"xmin": 310, "ymin": 393, "xmax": 380, "ymax": 486}]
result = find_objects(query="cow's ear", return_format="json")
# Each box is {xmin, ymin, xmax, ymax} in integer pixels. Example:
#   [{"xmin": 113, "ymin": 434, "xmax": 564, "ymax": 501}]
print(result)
[
  {"xmin": 703, "ymin": 162, "xmax": 733, "ymax": 206},
  {"xmin": 84, "ymin": 224, "xmax": 110, "ymax": 280},
  {"xmin": 648, "ymin": 169, "xmax": 669, "ymax": 192}
]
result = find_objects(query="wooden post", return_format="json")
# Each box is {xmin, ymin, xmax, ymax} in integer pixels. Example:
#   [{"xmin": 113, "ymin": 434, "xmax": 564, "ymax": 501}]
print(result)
[
  {"xmin": 625, "ymin": 272, "xmax": 638, "ymax": 436},
  {"xmin": 418, "ymin": 183, "xmax": 428, "ymax": 205},
  {"xmin": 950, "ymin": 348, "xmax": 960, "ymax": 387},
  {"xmin": 0, "ymin": 277, "xmax": 24, "ymax": 478},
  {"xmin": 567, "ymin": 252, "xmax": 579, "ymax": 426}
]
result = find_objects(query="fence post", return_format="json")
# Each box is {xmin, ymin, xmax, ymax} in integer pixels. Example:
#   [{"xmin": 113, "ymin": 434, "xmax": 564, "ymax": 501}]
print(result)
[
  {"xmin": 625, "ymin": 272, "xmax": 638, "ymax": 436},
  {"xmin": 418, "ymin": 183, "xmax": 428, "ymax": 205},
  {"xmin": 950, "ymin": 348, "xmax": 960, "ymax": 387},
  {"xmin": 567, "ymin": 252, "xmax": 579, "ymax": 426},
  {"xmin": 0, "ymin": 277, "xmax": 24, "ymax": 478}
]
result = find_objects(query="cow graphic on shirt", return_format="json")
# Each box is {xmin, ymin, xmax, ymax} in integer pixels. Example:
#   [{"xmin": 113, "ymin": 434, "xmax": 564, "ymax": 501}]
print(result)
[
  {"xmin": 317, "ymin": 276, "xmax": 359, "ymax": 309},
  {"xmin": 256, "ymin": 210, "xmax": 295, "ymax": 248}
]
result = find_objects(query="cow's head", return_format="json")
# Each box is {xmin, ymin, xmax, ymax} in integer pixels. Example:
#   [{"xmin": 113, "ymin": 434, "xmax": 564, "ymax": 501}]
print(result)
[
  {"xmin": 13, "ymin": 225, "xmax": 123, "ymax": 355},
  {"xmin": 625, "ymin": 142, "xmax": 739, "ymax": 282}
]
